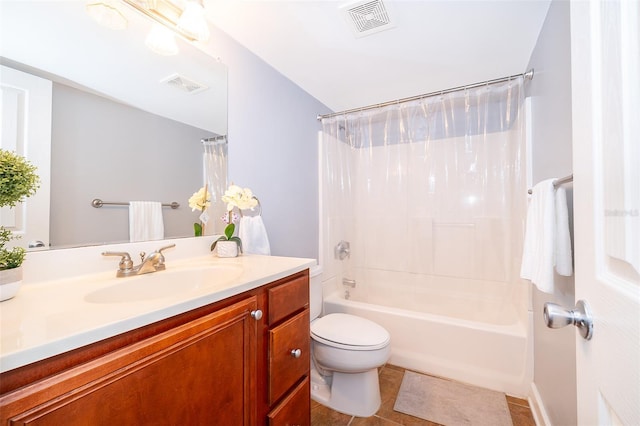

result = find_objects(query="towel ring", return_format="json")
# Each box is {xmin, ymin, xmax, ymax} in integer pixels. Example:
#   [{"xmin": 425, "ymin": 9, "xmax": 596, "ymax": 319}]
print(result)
[{"xmin": 239, "ymin": 196, "xmax": 262, "ymax": 217}]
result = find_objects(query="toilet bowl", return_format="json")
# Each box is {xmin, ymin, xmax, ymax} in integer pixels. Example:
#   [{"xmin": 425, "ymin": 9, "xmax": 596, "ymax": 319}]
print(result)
[{"xmin": 309, "ymin": 267, "xmax": 391, "ymax": 417}]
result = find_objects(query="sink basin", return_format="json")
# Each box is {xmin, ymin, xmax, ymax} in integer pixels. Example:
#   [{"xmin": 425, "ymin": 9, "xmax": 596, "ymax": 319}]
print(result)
[{"xmin": 84, "ymin": 265, "xmax": 243, "ymax": 304}]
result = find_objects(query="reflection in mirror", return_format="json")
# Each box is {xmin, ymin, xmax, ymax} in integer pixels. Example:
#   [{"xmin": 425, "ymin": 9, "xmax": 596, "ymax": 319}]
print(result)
[{"xmin": 0, "ymin": 1, "xmax": 228, "ymax": 250}]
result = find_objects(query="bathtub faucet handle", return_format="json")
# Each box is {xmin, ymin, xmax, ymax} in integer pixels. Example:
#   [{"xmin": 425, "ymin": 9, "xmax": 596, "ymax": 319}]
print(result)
[{"xmin": 335, "ymin": 240, "xmax": 351, "ymax": 260}]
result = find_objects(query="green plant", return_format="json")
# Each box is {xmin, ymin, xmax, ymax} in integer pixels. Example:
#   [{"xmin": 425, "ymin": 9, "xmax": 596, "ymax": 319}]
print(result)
[
  {"xmin": 210, "ymin": 220, "xmax": 242, "ymax": 253},
  {"xmin": 0, "ymin": 228, "xmax": 25, "ymax": 270},
  {"xmin": 0, "ymin": 149, "xmax": 40, "ymax": 271},
  {"xmin": 0, "ymin": 149, "xmax": 40, "ymax": 208}
]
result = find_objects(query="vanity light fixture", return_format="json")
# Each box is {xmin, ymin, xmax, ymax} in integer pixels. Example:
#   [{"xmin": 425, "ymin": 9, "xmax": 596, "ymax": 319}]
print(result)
[
  {"xmin": 86, "ymin": 0, "xmax": 128, "ymax": 30},
  {"xmin": 145, "ymin": 23, "xmax": 179, "ymax": 56},
  {"xmin": 121, "ymin": 0, "xmax": 210, "ymax": 43},
  {"xmin": 176, "ymin": 0, "xmax": 210, "ymax": 42}
]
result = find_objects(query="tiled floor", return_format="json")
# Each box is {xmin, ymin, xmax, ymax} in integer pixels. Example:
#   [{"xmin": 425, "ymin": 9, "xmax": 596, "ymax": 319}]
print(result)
[{"xmin": 311, "ymin": 364, "xmax": 536, "ymax": 426}]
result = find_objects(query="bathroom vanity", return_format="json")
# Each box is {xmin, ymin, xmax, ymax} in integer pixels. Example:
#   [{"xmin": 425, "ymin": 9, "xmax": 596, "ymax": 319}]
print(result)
[{"xmin": 0, "ymin": 249, "xmax": 313, "ymax": 425}]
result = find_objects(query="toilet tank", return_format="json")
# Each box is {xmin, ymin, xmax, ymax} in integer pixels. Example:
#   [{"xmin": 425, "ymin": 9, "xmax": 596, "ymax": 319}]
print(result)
[{"xmin": 309, "ymin": 265, "xmax": 323, "ymax": 321}]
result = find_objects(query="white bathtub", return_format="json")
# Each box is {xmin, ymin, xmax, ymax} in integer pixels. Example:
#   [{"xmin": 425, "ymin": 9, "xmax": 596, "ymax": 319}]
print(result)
[{"xmin": 321, "ymin": 275, "xmax": 533, "ymax": 397}]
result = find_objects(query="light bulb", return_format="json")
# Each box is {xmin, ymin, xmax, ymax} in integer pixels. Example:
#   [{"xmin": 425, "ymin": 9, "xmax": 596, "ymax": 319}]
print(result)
[
  {"xmin": 145, "ymin": 24, "xmax": 179, "ymax": 56},
  {"xmin": 176, "ymin": 0, "xmax": 210, "ymax": 42}
]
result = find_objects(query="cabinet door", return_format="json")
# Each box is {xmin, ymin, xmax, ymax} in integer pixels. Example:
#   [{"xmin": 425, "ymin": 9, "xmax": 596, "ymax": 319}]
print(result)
[{"xmin": 0, "ymin": 297, "xmax": 258, "ymax": 425}]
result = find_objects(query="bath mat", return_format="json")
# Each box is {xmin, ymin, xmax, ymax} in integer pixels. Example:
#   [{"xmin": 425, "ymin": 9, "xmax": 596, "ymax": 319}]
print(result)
[{"xmin": 393, "ymin": 371, "xmax": 512, "ymax": 426}]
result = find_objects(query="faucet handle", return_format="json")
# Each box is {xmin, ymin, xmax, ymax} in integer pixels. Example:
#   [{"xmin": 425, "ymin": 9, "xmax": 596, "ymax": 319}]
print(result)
[
  {"xmin": 155, "ymin": 244, "xmax": 176, "ymax": 265},
  {"xmin": 102, "ymin": 251, "xmax": 134, "ymax": 275},
  {"xmin": 158, "ymin": 244, "xmax": 176, "ymax": 254}
]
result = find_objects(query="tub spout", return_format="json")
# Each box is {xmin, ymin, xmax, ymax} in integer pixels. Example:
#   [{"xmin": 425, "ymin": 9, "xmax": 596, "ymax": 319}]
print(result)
[{"xmin": 343, "ymin": 278, "xmax": 356, "ymax": 288}]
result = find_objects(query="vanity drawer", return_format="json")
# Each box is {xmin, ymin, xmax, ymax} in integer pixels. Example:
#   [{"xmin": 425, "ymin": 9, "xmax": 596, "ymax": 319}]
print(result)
[
  {"xmin": 268, "ymin": 309, "xmax": 310, "ymax": 405},
  {"xmin": 268, "ymin": 274, "xmax": 309, "ymax": 325},
  {"xmin": 267, "ymin": 376, "xmax": 310, "ymax": 426}
]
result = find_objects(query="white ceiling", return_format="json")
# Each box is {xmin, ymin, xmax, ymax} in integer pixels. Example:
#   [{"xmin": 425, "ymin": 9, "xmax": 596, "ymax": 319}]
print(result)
[{"xmin": 204, "ymin": 0, "xmax": 551, "ymax": 112}]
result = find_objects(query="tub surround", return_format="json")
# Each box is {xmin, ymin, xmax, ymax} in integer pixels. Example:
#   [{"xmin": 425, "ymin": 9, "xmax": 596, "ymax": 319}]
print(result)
[{"xmin": 0, "ymin": 237, "xmax": 315, "ymax": 373}]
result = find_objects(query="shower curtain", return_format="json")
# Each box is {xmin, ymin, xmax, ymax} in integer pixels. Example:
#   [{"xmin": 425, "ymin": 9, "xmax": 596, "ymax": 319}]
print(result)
[
  {"xmin": 320, "ymin": 78, "xmax": 528, "ymax": 309},
  {"xmin": 202, "ymin": 137, "xmax": 228, "ymax": 235}
]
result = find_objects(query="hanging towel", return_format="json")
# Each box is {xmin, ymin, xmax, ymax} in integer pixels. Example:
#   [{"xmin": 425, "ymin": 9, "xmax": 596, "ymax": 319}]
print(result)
[
  {"xmin": 520, "ymin": 179, "xmax": 574, "ymax": 293},
  {"xmin": 239, "ymin": 216, "xmax": 271, "ymax": 255},
  {"xmin": 520, "ymin": 179, "xmax": 556, "ymax": 293},
  {"xmin": 555, "ymin": 187, "xmax": 573, "ymax": 276},
  {"xmin": 129, "ymin": 201, "xmax": 164, "ymax": 242}
]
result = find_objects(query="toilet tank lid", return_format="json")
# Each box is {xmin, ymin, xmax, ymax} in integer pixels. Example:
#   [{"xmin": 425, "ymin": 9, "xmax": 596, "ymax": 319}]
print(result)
[{"xmin": 311, "ymin": 313, "xmax": 390, "ymax": 348}]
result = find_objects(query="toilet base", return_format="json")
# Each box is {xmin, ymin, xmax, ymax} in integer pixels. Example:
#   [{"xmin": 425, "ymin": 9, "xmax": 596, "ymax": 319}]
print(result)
[{"xmin": 310, "ymin": 364, "xmax": 381, "ymax": 417}]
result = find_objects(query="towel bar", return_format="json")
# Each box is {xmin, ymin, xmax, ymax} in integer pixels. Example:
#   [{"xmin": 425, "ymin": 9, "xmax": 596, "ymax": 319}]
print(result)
[
  {"xmin": 527, "ymin": 174, "xmax": 573, "ymax": 195},
  {"xmin": 91, "ymin": 199, "xmax": 180, "ymax": 209}
]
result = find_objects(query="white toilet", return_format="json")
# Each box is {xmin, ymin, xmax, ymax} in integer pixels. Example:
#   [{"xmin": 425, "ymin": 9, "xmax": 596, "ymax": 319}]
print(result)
[{"xmin": 309, "ymin": 267, "xmax": 391, "ymax": 417}]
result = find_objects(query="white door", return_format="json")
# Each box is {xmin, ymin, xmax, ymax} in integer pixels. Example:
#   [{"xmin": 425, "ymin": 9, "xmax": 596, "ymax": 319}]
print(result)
[
  {"xmin": 0, "ymin": 65, "xmax": 52, "ymax": 250},
  {"xmin": 570, "ymin": 1, "xmax": 640, "ymax": 425}
]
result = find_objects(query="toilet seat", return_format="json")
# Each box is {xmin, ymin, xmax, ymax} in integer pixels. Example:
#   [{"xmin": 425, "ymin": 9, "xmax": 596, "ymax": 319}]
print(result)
[{"xmin": 311, "ymin": 313, "xmax": 390, "ymax": 351}]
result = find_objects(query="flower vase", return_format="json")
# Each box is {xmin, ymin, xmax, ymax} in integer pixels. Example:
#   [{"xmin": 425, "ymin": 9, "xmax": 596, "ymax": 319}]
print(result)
[
  {"xmin": 216, "ymin": 241, "xmax": 239, "ymax": 258},
  {"xmin": 0, "ymin": 266, "xmax": 23, "ymax": 302}
]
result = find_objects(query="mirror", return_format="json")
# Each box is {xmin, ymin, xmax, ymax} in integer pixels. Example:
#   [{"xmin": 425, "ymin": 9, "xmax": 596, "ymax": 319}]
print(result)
[{"xmin": 0, "ymin": 1, "xmax": 227, "ymax": 250}]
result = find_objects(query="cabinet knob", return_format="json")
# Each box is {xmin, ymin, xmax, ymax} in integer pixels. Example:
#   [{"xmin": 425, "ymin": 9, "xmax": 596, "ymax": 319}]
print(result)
[
  {"xmin": 290, "ymin": 348, "xmax": 302, "ymax": 358},
  {"xmin": 250, "ymin": 310, "xmax": 263, "ymax": 320}
]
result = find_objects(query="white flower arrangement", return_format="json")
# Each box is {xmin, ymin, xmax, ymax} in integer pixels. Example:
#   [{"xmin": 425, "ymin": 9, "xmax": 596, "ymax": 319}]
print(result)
[
  {"xmin": 211, "ymin": 184, "xmax": 258, "ymax": 253},
  {"xmin": 188, "ymin": 186, "xmax": 211, "ymax": 236}
]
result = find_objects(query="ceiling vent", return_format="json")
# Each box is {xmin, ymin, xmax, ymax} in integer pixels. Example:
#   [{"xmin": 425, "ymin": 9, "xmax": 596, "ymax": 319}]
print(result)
[
  {"xmin": 160, "ymin": 73, "xmax": 208, "ymax": 94},
  {"xmin": 341, "ymin": 0, "xmax": 395, "ymax": 38}
]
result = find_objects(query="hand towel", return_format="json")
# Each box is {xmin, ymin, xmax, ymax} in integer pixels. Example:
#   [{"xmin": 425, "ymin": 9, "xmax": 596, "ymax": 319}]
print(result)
[
  {"xmin": 129, "ymin": 201, "xmax": 164, "ymax": 242},
  {"xmin": 555, "ymin": 187, "xmax": 573, "ymax": 276},
  {"xmin": 239, "ymin": 216, "xmax": 271, "ymax": 255},
  {"xmin": 520, "ymin": 179, "xmax": 556, "ymax": 293}
]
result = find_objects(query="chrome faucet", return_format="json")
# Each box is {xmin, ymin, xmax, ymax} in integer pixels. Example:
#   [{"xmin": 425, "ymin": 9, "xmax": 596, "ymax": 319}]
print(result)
[{"xmin": 102, "ymin": 244, "xmax": 176, "ymax": 277}]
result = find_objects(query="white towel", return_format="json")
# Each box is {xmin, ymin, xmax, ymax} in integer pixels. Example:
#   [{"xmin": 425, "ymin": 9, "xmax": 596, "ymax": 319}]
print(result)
[
  {"xmin": 520, "ymin": 179, "xmax": 574, "ymax": 293},
  {"xmin": 129, "ymin": 201, "xmax": 164, "ymax": 242},
  {"xmin": 555, "ymin": 187, "xmax": 573, "ymax": 277},
  {"xmin": 239, "ymin": 216, "xmax": 271, "ymax": 255}
]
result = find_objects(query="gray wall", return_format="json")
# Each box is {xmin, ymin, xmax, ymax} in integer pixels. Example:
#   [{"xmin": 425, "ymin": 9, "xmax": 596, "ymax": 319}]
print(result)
[
  {"xmin": 210, "ymin": 26, "xmax": 331, "ymax": 260},
  {"xmin": 526, "ymin": 1, "xmax": 577, "ymax": 425},
  {"xmin": 50, "ymin": 83, "xmax": 209, "ymax": 247}
]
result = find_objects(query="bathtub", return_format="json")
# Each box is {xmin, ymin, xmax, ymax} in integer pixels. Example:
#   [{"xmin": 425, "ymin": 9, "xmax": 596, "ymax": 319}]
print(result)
[{"xmin": 321, "ymin": 275, "xmax": 533, "ymax": 397}]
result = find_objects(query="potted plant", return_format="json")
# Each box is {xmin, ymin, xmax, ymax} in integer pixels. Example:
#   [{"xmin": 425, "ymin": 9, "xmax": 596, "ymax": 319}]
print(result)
[
  {"xmin": 211, "ymin": 184, "xmax": 257, "ymax": 258},
  {"xmin": 0, "ymin": 149, "xmax": 40, "ymax": 301},
  {"xmin": 188, "ymin": 185, "xmax": 211, "ymax": 236}
]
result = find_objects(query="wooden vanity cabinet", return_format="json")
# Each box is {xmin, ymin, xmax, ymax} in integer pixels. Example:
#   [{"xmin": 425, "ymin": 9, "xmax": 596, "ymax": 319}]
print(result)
[
  {"xmin": 0, "ymin": 269, "xmax": 311, "ymax": 426},
  {"xmin": 265, "ymin": 273, "xmax": 311, "ymax": 426}
]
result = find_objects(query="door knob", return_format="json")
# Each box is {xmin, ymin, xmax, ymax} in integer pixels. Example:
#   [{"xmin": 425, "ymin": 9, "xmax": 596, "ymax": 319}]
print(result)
[
  {"xmin": 290, "ymin": 349, "xmax": 302, "ymax": 358},
  {"xmin": 250, "ymin": 310, "xmax": 263, "ymax": 320},
  {"xmin": 543, "ymin": 300, "xmax": 593, "ymax": 340}
]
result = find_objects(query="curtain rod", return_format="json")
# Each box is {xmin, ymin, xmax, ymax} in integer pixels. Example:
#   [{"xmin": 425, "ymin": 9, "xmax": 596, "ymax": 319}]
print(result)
[
  {"xmin": 317, "ymin": 69, "xmax": 534, "ymax": 121},
  {"xmin": 202, "ymin": 135, "xmax": 227, "ymax": 144}
]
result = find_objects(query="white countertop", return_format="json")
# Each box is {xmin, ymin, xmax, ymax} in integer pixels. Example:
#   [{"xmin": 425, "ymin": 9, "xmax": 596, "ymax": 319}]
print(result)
[{"xmin": 0, "ymin": 253, "xmax": 315, "ymax": 373}]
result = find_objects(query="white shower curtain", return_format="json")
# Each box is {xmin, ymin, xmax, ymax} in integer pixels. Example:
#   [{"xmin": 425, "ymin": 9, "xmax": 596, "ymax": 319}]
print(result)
[
  {"xmin": 320, "ymin": 78, "xmax": 528, "ymax": 308},
  {"xmin": 202, "ymin": 137, "xmax": 228, "ymax": 235}
]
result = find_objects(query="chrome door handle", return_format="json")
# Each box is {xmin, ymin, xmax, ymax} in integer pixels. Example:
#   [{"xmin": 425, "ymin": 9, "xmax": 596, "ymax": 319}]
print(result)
[
  {"xmin": 251, "ymin": 310, "xmax": 263, "ymax": 320},
  {"xmin": 290, "ymin": 349, "xmax": 302, "ymax": 358},
  {"xmin": 543, "ymin": 300, "xmax": 593, "ymax": 340}
]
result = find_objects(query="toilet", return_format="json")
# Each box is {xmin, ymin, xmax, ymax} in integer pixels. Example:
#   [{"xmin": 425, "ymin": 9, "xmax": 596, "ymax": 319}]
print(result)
[{"xmin": 309, "ymin": 267, "xmax": 391, "ymax": 417}]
